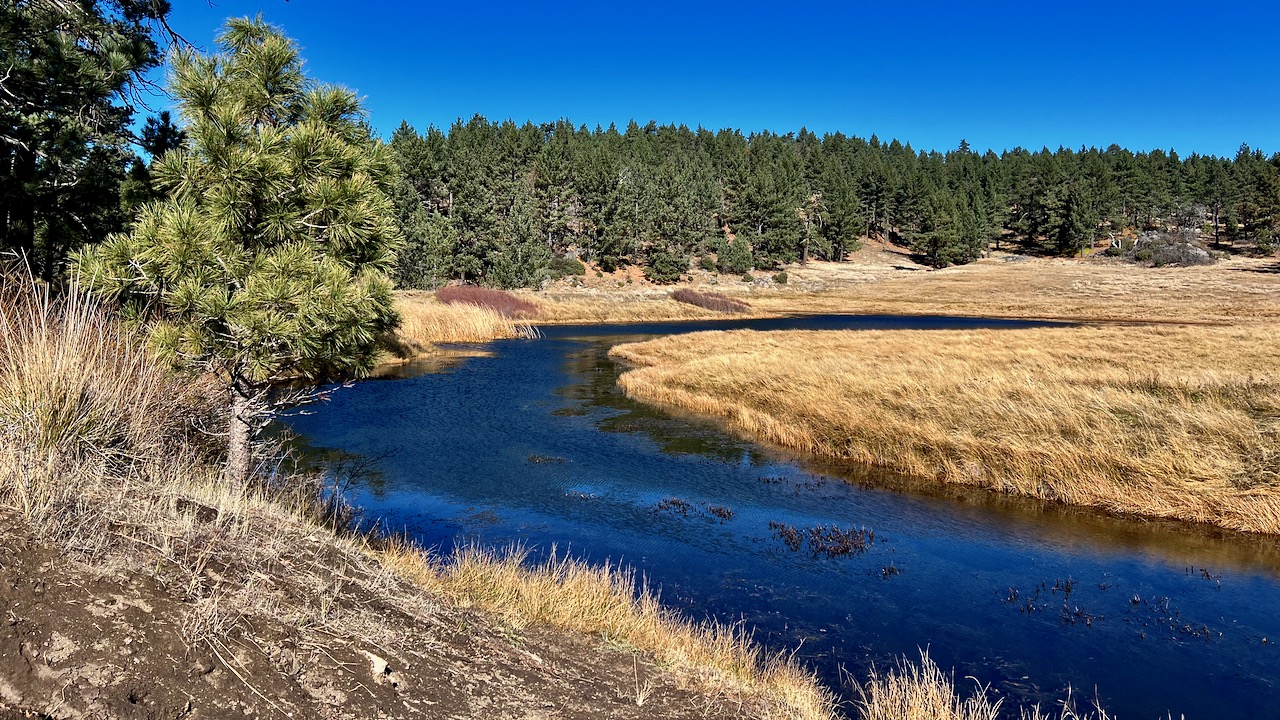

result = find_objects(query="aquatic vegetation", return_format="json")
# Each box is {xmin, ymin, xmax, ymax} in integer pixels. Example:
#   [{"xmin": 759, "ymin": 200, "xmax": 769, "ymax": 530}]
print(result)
[{"xmin": 768, "ymin": 521, "xmax": 874, "ymax": 558}]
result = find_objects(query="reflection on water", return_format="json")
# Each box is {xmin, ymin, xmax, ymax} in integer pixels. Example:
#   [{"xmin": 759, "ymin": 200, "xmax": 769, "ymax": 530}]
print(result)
[{"xmin": 284, "ymin": 315, "xmax": 1280, "ymax": 719}]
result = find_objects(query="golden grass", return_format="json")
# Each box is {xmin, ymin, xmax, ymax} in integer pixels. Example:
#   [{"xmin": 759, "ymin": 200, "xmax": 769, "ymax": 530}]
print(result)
[
  {"xmin": 612, "ymin": 323, "xmax": 1280, "ymax": 533},
  {"xmin": 746, "ymin": 256, "xmax": 1280, "ymax": 324},
  {"xmin": 372, "ymin": 540, "xmax": 836, "ymax": 719},
  {"xmin": 386, "ymin": 290, "xmax": 536, "ymax": 359},
  {"xmin": 857, "ymin": 652, "xmax": 1113, "ymax": 720},
  {"xmin": 525, "ymin": 289, "xmax": 735, "ymax": 324}
]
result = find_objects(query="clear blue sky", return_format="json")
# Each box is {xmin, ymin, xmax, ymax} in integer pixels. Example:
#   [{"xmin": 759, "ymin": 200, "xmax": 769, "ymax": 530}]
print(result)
[{"xmin": 153, "ymin": 0, "xmax": 1279, "ymax": 158}]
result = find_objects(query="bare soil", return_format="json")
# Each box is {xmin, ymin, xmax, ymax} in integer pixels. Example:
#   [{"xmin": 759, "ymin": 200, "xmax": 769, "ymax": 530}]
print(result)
[{"xmin": 0, "ymin": 515, "xmax": 749, "ymax": 720}]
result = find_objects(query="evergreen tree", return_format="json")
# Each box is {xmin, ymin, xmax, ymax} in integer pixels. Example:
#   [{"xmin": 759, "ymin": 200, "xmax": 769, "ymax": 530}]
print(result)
[
  {"xmin": 1, "ymin": 0, "xmax": 171, "ymax": 279},
  {"xmin": 76, "ymin": 18, "xmax": 401, "ymax": 484}
]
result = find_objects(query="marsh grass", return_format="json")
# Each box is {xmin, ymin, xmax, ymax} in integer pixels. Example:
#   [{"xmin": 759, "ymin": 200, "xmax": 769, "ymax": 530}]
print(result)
[
  {"xmin": 672, "ymin": 289, "xmax": 752, "ymax": 313},
  {"xmin": 613, "ymin": 324, "xmax": 1280, "ymax": 533},
  {"xmin": 436, "ymin": 285, "xmax": 539, "ymax": 318},
  {"xmin": 856, "ymin": 652, "xmax": 1115, "ymax": 720},
  {"xmin": 387, "ymin": 291, "xmax": 536, "ymax": 359}
]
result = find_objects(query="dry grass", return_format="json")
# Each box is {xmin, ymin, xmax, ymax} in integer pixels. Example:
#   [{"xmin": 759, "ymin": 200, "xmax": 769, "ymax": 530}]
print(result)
[
  {"xmin": 672, "ymin": 289, "xmax": 752, "ymax": 314},
  {"xmin": 526, "ymin": 289, "xmax": 739, "ymax": 324},
  {"xmin": 612, "ymin": 323, "xmax": 1280, "ymax": 533},
  {"xmin": 371, "ymin": 540, "xmax": 837, "ymax": 719},
  {"xmin": 856, "ymin": 652, "xmax": 1114, "ymax": 720},
  {"xmin": 739, "ymin": 255, "xmax": 1280, "ymax": 324},
  {"xmin": 386, "ymin": 290, "xmax": 536, "ymax": 359},
  {"xmin": 436, "ymin": 285, "xmax": 539, "ymax": 318}
]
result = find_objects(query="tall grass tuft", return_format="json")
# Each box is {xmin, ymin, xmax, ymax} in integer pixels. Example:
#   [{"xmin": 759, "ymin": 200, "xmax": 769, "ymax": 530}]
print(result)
[
  {"xmin": 436, "ymin": 285, "xmax": 539, "ymax": 319},
  {"xmin": 856, "ymin": 652, "xmax": 1115, "ymax": 720},
  {"xmin": 373, "ymin": 541, "xmax": 839, "ymax": 720},
  {"xmin": 0, "ymin": 276, "xmax": 212, "ymax": 525},
  {"xmin": 671, "ymin": 288, "xmax": 751, "ymax": 313}
]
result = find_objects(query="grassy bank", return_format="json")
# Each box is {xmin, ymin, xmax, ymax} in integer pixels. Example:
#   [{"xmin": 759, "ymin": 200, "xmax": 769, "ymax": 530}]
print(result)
[
  {"xmin": 612, "ymin": 324, "xmax": 1280, "ymax": 534},
  {"xmin": 0, "ymin": 280, "xmax": 836, "ymax": 719}
]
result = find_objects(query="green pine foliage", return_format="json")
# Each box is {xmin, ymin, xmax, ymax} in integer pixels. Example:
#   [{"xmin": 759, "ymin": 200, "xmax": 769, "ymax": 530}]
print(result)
[
  {"xmin": 0, "ymin": 0, "xmax": 171, "ymax": 281},
  {"xmin": 75, "ymin": 18, "xmax": 401, "ymax": 483}
]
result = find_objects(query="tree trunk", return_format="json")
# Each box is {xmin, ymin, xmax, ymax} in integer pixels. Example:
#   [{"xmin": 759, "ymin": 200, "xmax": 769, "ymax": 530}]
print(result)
[
  {"xmin": 226, "ymin": 385, "xmax": 254, "ymax": 486},
  {"xmin": 10, "ymin": 148, "xmax": 36, "ymax": 263}
]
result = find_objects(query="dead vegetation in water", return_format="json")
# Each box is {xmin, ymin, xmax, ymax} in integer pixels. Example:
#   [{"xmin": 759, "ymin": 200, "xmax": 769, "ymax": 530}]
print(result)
[{"xmin": 612, "ymin": 324, "xmax": 1280, "ymax": 534}]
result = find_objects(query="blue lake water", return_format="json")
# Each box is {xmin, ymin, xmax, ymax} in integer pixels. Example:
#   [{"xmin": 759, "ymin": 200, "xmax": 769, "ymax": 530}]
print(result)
[{"xmin": 284, "ymin": 315, "xmax": 1280, "ymax": 719}]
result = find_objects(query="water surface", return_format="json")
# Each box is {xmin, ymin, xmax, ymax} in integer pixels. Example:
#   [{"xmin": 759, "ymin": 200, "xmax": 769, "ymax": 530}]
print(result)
[{"xmin": 285, "ymin": 315, "xmax": 1280, "ymax": 719}]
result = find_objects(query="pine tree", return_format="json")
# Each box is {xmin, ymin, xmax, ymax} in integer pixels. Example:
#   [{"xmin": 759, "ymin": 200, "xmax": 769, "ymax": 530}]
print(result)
[
  {"xmin": 76, "ymin": 18, "xmax": 401, "ymax": 484},
  {"xmin": 1, "ymin": 0, "xmax": 171, "ymax": 279}
]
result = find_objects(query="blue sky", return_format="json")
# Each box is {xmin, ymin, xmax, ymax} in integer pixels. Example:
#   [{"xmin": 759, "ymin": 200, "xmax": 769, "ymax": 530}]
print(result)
[{"xmin": 151, "ymin": 1, "xmax": 1279, "ymax": 157}]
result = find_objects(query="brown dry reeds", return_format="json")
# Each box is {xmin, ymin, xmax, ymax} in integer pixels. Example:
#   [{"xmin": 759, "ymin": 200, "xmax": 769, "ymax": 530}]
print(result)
[
  {"xmin": 414, "ymin": 543, "xmax": 836, "ymax": 719},
  {"xmin": 436, "ymin": 285, "xmax": 539, "ymax": 318},
  {"xmin": 387, "ymin": 291, "xmax": 536, "ymax": 359},
  {"xmin": 612, "ymin": 324, "xmax": 1280, "ymax": 533},
  {"xmin": 672, "ymin": 288, "xmax": 752, "ymax": 313}
]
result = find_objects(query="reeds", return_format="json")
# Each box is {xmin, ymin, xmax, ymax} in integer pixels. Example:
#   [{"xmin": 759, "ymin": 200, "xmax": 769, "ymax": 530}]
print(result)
[
  {"xmin": 436, "ymin": 285, "xmax": 539, "ymax": 318},
  {"xmin": 612, "ymin": 324, "xmax": 1280, "ymax": 533},
  {"xmin": 387, "ymin": 291, "xmax": 536, "ymax": 358},
  {"xmin": 672, "ymin": 288, "xmax": 752, "ymax": 313}
]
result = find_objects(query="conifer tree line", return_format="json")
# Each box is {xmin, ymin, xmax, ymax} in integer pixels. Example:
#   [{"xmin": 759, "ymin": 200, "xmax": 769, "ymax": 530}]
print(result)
[{"xmin": 390, "ymin": 117, "xmax": 1280, "ymax": 287}]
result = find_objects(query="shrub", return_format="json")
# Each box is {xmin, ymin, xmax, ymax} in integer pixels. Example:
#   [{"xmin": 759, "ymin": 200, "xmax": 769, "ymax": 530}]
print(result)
[
  {"xmin": 670, "ymin": 289, "xmax": 751, "ymax": 313},
  {"xmin": 741, "ymin": 272, "xmax": 755, "ymax": 283},
  {"xmin": 714, "ymin": 239, "xmax": 753, "ymax": 274},
  {"xmin": 773, "ymin": 271, "xmax": 788, "ymax": 285},
  {"xmin": 598, "ymin": 255, "xmax": 619, "ymax": 273},
  {"xmin": 644, "ymin": 249, "xmax": 688, "ymax": 284},
  {"xmin": 1124, "ymin": 231, "xmax": 1214, "ymax": 267},
  {"xmin": 698, "ymin": 255, "xmax": 716, "ymax": 272},
  {"xmin": 435, "ymin": 286, "xmax": 538, "ymax": 319},
  {"xmin": 550, "ymin": 255, "xmax": 587, "ymax": 277}
]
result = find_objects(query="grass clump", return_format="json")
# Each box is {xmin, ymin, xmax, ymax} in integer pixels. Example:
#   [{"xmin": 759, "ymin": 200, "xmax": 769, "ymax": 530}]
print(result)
[
  {"xmin": 671, "ymin": 288, "xmax": 751, "ymax": 314},
  {"xmin": 386, "ymin": 290, "xmax": 536, "ymax": 359},
  {"xmin": 373, "ymin": 541, "xmax": 838, "ymax": 720},
  {"xmin": 856, "ymin": 652, "xmax": 1114, "ymax": 720},
  {"xmin": 436, "ymin": 285, "xmax": 539, "ymax": 318},
  {"xmin": 612, "ymin": 324, "xmax": 1280, "ymax": 533}
]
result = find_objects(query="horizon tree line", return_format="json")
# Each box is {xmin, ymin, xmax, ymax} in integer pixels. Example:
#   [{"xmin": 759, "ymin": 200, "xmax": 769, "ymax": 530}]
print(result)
[{"xmin": 389, "ymin": 117, "xmax": 1280, "ymax": 287}]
